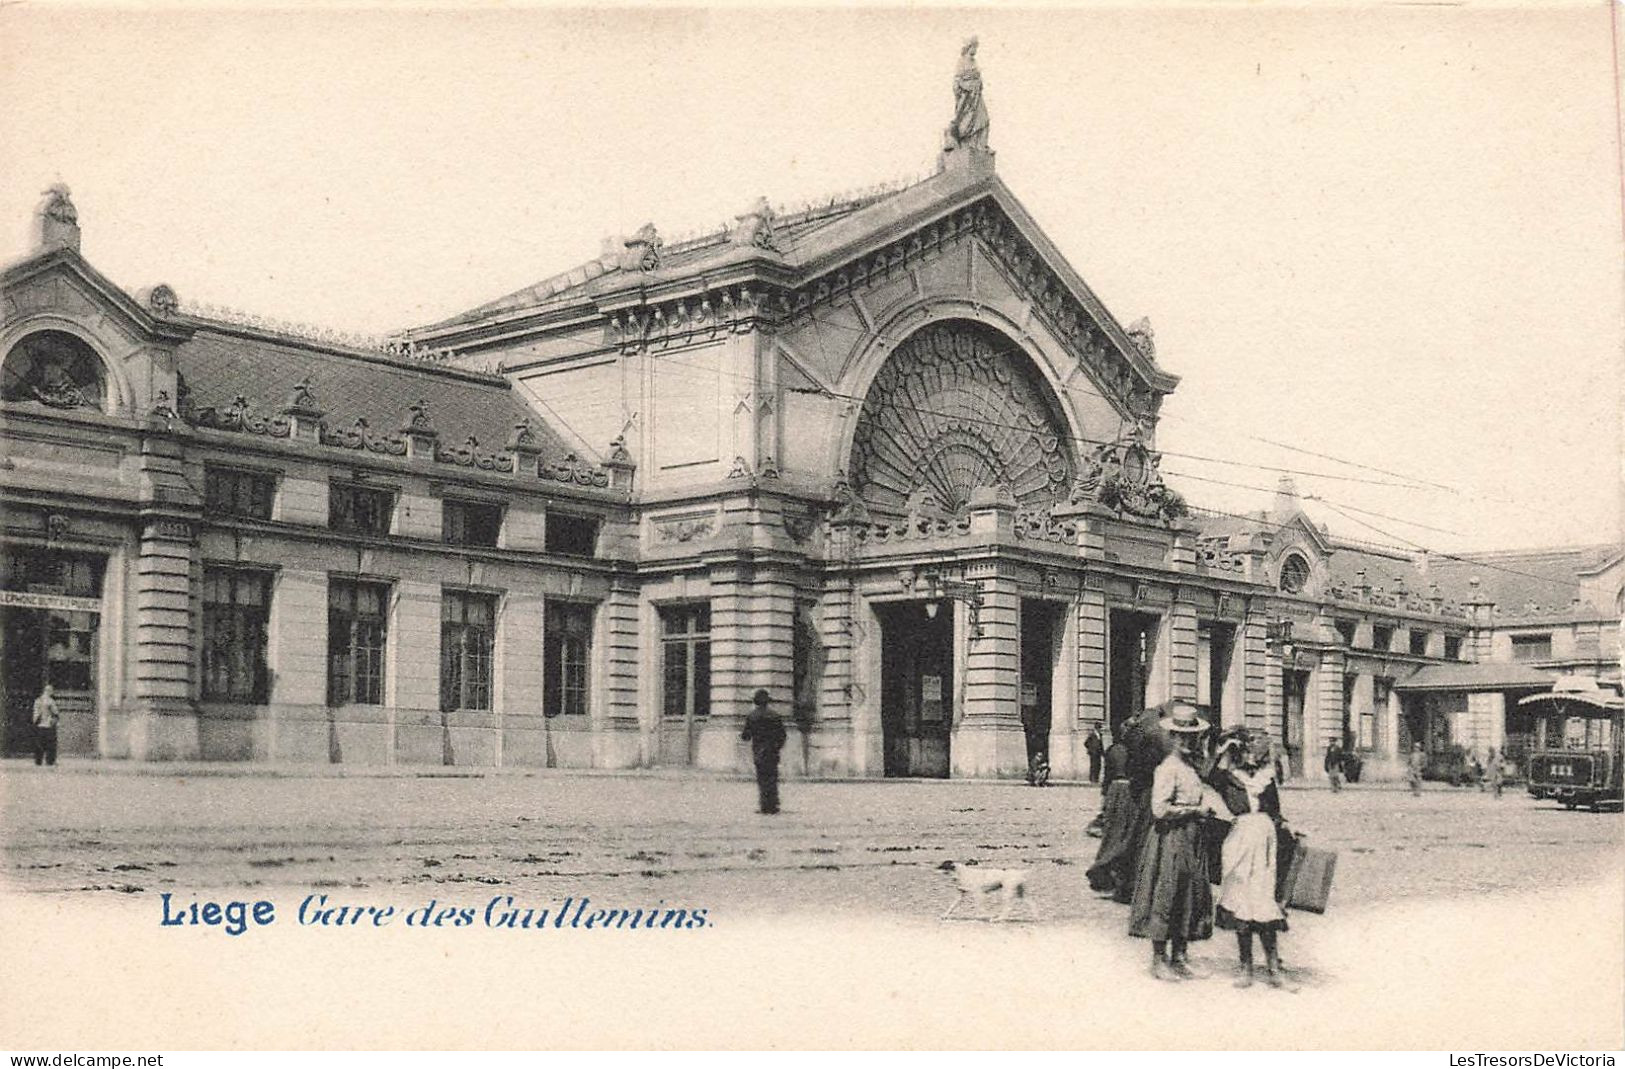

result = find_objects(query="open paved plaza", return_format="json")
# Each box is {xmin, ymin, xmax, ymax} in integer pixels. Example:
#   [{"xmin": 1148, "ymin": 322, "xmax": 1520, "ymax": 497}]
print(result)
[
  {"xmin": 2, "ymin": 766, "xmax": 1621, "ymax": 1049},
  {"xmin": 2, "ymin": 765, "xmax": 1620, "ymax": 910}
]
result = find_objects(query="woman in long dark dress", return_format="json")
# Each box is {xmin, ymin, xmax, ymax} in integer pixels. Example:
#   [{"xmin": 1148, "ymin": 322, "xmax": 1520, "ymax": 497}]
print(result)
[
  {"xmin": 1208, "ymin": 728, "xmax": 1293, "ymax": 989},
  {"xmin": 1085, "ymin": 734, "xmax": 1132, "ymax": 893},
  {"xmin": 1128, "ymin": 703, "xmax": 1219, "ymax": 980}
]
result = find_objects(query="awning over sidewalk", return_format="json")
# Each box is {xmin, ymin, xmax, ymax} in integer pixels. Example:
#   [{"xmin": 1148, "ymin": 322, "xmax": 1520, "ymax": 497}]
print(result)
[{"xmin": 1395, "ymin": 662, "xmax": 1555, "ymax": 693}]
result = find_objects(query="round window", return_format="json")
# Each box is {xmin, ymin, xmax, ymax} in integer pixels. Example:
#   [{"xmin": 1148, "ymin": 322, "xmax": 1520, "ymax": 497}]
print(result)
[
  {"xmin": 2, "ymin": 330, "xmax": 106, "ymax": 411},
  {"xmin": 1279, "ymin": 554, "xmax": 1311, "ymax": 595}
]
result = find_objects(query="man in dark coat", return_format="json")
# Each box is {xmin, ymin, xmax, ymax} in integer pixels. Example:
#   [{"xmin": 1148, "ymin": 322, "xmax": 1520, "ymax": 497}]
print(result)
[
  {"xmin": 741, "ymin": 689, "xmax": 787, "ymax": 814},
  {"xmin": 1084, "ymin": 725, "xmax": 1104, "ymax": 785}
]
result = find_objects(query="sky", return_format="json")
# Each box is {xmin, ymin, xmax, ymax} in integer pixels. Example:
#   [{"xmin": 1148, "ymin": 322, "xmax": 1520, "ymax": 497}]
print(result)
[{"xmin": 1, "ymin": 3, "xmax": 1620, "ymax": 555}]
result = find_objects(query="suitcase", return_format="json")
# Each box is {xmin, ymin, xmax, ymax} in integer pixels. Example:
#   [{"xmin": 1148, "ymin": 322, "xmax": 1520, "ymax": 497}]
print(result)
[{"xmin": 1285, "ymin": 842, "xmax": 1338, "ymax": 913}]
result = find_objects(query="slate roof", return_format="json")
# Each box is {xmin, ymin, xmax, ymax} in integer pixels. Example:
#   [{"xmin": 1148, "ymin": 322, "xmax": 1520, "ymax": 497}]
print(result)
[
  {"xmin": 176, "ymin": 327, "xmax": 572, "ymax": 457},
  {"xmin": 1395, "ymin": 662, "xmax": 1555, "ymax": 692},
  {"xmin": 1427, "ymin": 545, "xmax": 1621, "ymax": 620},
  {"xmin": 421, "ymin": 191, "xmax": 889, "ymax": 332}
]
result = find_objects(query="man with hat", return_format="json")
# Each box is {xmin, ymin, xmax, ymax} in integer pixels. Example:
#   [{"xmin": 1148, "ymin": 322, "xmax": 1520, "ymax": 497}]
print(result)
[{"xmin": 741, "ymin": 689, "xmax": 788, "ymax": 814}]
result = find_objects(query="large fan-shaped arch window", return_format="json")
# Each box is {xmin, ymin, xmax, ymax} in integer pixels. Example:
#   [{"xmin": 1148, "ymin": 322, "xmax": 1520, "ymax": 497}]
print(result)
[
  {"xmin": 1, "ymin": 330, "xmax": 107, "ymax": 411},
  {"xmin": 849, "ymin": 321, "xmax": 1074, "ymax": 519}
]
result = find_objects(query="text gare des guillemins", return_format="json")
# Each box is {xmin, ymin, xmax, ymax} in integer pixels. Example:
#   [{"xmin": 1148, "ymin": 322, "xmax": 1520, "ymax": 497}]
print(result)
[{"xmin": 157, "ymin": 892, "xmax": 712, "ymax": 935}]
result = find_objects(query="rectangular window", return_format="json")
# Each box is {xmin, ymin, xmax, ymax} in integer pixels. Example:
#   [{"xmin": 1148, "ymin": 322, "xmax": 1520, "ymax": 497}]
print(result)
[
  {"xmin": 545, "ymin": 512, "xmax": 599, "ymax": 557},
  {"xmin": 1335, "ymin": 619, "xmax": 1358, "ymax": 647},
  {"xmin": 543, "ymin": 602, "xmax": 593, "ymax": 717},
  {"xmin": 660, "ymin": 603, "xmax": 712, "ymax": 720},
  {"xmin": 45, "ymin": 610, "xmax": 97, "ymax": 692},
  {"xmin": 1511, "ymin": 634, "xmax": 1553, "ymax": 661},
  {"xmin": 443, "ymin": 499, "xmax": 503, "ymax": 548},
  {"xmin": 329, "ymin": 483, "xmax": 395, "ymax": 535},
  {"xmin": 202, "ymin": 567, "xmax": 271, "ymax": 703},
  {"xmin": 204, "ymin": 467, "xmax": 276, "ymax": 520},
  {"xmin": 440, "ymin": 590, "xmax": 497, "ymax": 711},
  {"xmin": 1409, "ymin": 630, "xmax": 1430, "ymax": 656},
  {"xmin": 1371, "ymin": 625, "xmax": 1394, "ymax": 652},
  {"xmin": 2, "ymin": 546, "xmax": 105, "ymax": 597},
  {"xmin": 328, "ymin": 579, "xmax": 389, "ymax": 705},
  {"xmin": 1444, "ymin": 635, "xmax": 1462, "ymax": 661}
]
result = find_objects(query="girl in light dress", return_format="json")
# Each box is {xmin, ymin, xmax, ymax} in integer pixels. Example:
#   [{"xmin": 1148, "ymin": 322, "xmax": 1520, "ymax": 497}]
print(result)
[{"xmin": 1209, "ymin": 728, "xmax": 1294, "ymax": 989}]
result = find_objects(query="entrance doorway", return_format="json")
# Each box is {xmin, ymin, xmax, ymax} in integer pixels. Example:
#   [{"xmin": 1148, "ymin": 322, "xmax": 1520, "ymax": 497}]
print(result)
[
  {"xmin": 1283, "ymin": 668, "xmax": 1311, "ymax": 777},
  {"xmin": 1108, "ymin": 609, "xmax": 1160, "ymax": 735},
  {"xmin": 877, "ymin": 602, "xmax": 953, "ymax": 777},
  {"xmin": 657, "ymin": 602, "xmax": 711, "ymax": 766},
  {"xmin": 2, "ymin": 546, "xmax": 104, "ymax": 757},
  {"xmin": 1020, "ymin": 600, "xmax": 1061, "ymax": 774}
]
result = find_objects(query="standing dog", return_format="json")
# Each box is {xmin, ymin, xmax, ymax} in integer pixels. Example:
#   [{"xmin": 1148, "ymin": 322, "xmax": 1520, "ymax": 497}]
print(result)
[{"xmin": 938, "ymin": 861, "xmax": 1041, "ymax": 922}]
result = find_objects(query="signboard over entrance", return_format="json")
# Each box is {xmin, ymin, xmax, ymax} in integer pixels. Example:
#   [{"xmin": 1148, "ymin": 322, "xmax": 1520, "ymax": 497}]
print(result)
[{"xmin": 0, "ymin": 589, "xmax": 101, "ymax": 613}]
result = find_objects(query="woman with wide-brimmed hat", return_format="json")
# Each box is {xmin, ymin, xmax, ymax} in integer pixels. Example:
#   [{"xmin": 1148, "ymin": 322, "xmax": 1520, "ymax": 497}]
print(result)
[{"xmin": 1128, "ymin": 700, "xmax": 1222, "ymax": 980}]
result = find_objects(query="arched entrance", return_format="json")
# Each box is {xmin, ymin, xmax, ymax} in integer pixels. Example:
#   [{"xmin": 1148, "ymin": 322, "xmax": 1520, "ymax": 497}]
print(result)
[{"xmin": 848, "ymin": 320, "xmax": 1079, "ymax": 776}]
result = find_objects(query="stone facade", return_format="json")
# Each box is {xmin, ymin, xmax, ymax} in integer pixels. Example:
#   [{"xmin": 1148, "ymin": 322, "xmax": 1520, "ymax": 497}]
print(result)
[{"xmin": 2, "ymin": 164, "xmax": 1619, "ymax": 782}]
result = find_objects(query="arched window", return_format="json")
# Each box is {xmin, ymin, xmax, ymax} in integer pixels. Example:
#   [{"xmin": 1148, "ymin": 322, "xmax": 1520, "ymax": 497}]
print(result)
[
  {"xmin": 1279, "ymin": 553, "xmax": 1311, "ymax": 595},
  {"xmin": 1, "ymin": 330, "xmax": 107, "ymax": 411}
]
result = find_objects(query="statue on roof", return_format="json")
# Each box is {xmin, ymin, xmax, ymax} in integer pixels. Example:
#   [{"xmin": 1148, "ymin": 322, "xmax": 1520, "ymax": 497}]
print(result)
[
  {"xmin": 38, "ymin": 183, "xmax": 81, "ymax": 252},
  {"xmin": 942, "ymin": 37, "xmax": 991, "ymax": 161},
  {"xmin": 620, "ymin": 223, "xmax": 663, "ymax": 272}
]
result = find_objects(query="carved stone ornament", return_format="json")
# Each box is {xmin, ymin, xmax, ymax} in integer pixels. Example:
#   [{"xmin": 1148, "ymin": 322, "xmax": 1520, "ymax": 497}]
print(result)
[
  {"xmin": 727, "ymin": 456, "xmax": 752, "ymax": 479},
  {"xmin": 282, "ymin": 376, "xmax": 323, "ymax": 416},
  {"xmin": 782, "ymin": 510, "xmax": 818, "ymax": 543},
  {"xmin": 435, "ymin": 435, "xmax": 515, "ymax": 473},
  {"xmin": 605, "ymin": 434, "xmax": 634, "ymax": 467},
  {"xmin": 1068, "ymin": 423, "xmax": 1187, "ymax": 524},
  {"xmin": 656, "ymin": 514, "xmax": 716, "ymax": 543},
  {"xmin": 401, "ymin": 399, "xmax": 436, "ymax": 436},
  {"xmin": 730, "ymin": 196, "xmax": 780, "ymax": 253},
  {"xmin": 319, "ymin": 416, "xmax": 406, "ymax": 456},
  {"xmin": 508, "ymin": 420, "xmax": 541, "ymax": 451},
  {"xmin": 1125, "ymin": 316, "xmax": 1156, "ymax": 360},
  {"xmin": 540, "ymin": 452, "xmax": 611, "ymax": 489},
  {"xmin": 941, "ymin": 37, "xmax": 991, "ymax": 159},
  {"xmin": 45, "ymin": 513, "xmax": 71, "ymax": 543},
  {"xmin": 849, "ymin": 321, "xmax": 1072, "ymax": 520},
  {"xmin": 759, "ymin": 456, "xmax": 781, "ymax": 480},
  {"xmin": 621, "ymin": 223, "xmax": 663, "ymax": 272},
  {"xmin": 148, "ymin": 284, "xmax": 179, "ymax": 316},
  {"xmin": 192, "ymin": 395, "xmax": 293, "ymax": 439}
]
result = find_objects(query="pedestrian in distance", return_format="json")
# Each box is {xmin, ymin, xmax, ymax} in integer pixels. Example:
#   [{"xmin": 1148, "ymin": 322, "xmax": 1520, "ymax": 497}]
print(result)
[
  {"xmin": 1324, "ymin": 740, "xmax": 1345, "ymax": 793},
  {"xmin": 1084, "ymin": 725, "xmax": 1104, "ymax": 785},
  {"xmin": 1407, "ymin": 742, "xmax": 1425, "ymax": 796},
  {"xmin": 1487, "ymin": 747, "xmax": 1505, "ymax": 799},
  {"xmin": 31, "ymin": 682, "xmax": 60, "ymax": 767},
  {"xmin": 740, "ymin": 689, "xmax": 787, "ymax": 814},
  {"xmin": 1129, "ymin": 702, "xmax": 1221, "ymax": 981}
]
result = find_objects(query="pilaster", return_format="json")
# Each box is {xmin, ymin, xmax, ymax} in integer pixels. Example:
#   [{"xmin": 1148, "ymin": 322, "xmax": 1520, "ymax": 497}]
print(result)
[
  {"xmin": 954, "ymin": 569, "xmax": 1023, "ymax": 776},
  {"xmin": 1167, "ymin": 596, "xmax": 1199, "ymax": 703}
]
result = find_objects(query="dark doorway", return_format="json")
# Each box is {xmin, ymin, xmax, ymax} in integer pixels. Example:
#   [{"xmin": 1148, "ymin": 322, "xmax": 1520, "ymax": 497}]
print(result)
[
  {"xmin": 1198, "ymin": 622, "xmax": 1236, "ymax": 725},
  {"xmin": 1020, "ymin": 600, "xmax": 1061, "ymax": 775},
  {"xmin": 877, "ymin": 602, "xmax": 953, "ymax": 777},
  {"xmin": 1284, "ymin": 668, "xmax": 1311, "ymax": 777},
  {"xmin": 1108, "ymin": 610, "xmax": 1160, "ymax": 734},
  {"xmin": 2, "ymin": 609, "xmax": 47, "ymax": 757}
]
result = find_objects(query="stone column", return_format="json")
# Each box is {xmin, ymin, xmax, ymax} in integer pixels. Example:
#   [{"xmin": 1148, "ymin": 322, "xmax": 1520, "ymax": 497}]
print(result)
[
  {"xmin": 127, "ymin": 514, "xmax": 200, "ymax": 760},
  {"xmin": 390, "ymin": 579, "xmax": 442, "ymax": 766},
  {"xmin": 1240, "ymin": 611, "xmax": 1270, "ymax": 732},
  {"xmin": 1310, "ymin": 649, "xmax": 1346, "ymax": 783},
  {"xmin": 1076, "ymin": 578, "xmax": 1108, "ymax": 730},
  {"xmin": 597, "ymin": 576, "xmax": 642, "ymax": 768},
  {"xmin": 954, "ymin": 565, "xmax": 1023, "ymax": 777},
  {"xmin": 705, "ymin": 560, "xmax": 796, "ymax": 771},
  {"xmin": 1167, "ymin": 595, "xmax": 1200, "ymax": 704}
]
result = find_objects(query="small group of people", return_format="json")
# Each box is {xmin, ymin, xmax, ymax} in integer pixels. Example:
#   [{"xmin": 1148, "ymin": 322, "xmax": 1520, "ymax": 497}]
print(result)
[{"xmin": 1087, "ymin": 699, "xmax": 1297, "ymax": 988}]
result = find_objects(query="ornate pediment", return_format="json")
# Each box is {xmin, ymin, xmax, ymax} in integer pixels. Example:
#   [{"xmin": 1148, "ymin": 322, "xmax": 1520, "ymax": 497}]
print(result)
[{"xmin": 1067, "ymin": 424, "xmax": 1187, "ymax": 525}]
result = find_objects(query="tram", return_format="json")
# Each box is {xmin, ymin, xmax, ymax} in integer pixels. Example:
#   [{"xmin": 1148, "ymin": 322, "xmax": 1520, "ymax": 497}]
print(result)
[{"xmin": 1522, "ymin": 677, "xmax": 1623, "ymax": 810}]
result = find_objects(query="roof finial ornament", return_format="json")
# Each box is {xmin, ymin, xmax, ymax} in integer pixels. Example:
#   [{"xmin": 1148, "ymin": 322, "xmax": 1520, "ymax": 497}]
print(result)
[
  {"xmin": 620, "ymin": 223, "xmax": 663, "ymax": 272},
  {"xmin": 940, "ymin": 36, "xmax": 992, "ymax": 172},
  {"xmin": 1126, "ymin": 316, "xmax": 1156, "ymax": 360},
  {"xmin": 38, "ymin": 183, "xmax": 81, "ymax": 252},
  {"xmin": 730, "ymin": 196, "xmax": 780, "ymax": 253}
]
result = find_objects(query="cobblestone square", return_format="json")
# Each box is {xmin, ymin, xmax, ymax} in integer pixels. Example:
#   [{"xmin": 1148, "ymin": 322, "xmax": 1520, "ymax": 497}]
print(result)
[{"xmin": 2, "ymin": 766, "xmax": 1621, "ymax": 1049}]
